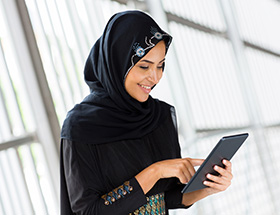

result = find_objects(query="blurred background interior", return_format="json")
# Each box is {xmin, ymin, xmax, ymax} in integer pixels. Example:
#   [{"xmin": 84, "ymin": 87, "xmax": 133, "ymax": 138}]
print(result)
[{"xmin": 1, "ymin": 0, "xmax": 280, "ymax": 214}]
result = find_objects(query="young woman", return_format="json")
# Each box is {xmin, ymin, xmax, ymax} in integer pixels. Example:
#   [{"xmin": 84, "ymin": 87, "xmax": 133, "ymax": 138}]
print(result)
[{"xmin": 60, "ymin": 10, "xmax": 232, "ymax": 215}]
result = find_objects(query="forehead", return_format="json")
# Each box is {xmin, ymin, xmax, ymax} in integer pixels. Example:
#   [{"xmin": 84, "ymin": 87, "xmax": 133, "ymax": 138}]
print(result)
[{"xmin": 138, "ymin": 41, "xmax": 166, "ymax": 62}]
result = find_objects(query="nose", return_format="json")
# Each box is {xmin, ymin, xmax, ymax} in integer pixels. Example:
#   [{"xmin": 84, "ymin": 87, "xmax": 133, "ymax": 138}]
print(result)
[{"xmin": 148, "ymin": 69, "xmax": 161, "ymax": 84}]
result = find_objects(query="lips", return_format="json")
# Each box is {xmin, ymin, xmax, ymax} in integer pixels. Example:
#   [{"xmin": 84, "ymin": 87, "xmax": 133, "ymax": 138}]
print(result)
[
  {"xmin": 138, "ymin": 84, "xmax": 152, "ymax": 93},
  {"xmin": 139, "ymin": 84, "xmax": 152, "ymax": 89}
]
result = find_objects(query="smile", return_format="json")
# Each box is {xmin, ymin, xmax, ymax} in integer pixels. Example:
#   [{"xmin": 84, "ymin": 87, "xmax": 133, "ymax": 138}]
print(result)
[{"xmin": 138, "ymin": 84, "xmax": 152, "ymax": 89}]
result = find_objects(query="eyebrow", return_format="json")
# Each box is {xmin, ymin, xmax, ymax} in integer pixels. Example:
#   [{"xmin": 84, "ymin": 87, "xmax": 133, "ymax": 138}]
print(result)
[{"xmin": 139, "ymin": 58, "xmax": 165, "ymax": 64}]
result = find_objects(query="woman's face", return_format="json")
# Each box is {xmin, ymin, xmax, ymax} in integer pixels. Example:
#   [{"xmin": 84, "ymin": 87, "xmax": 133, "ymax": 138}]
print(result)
[{"xmin": 125, "ymin": 40, "xmax": 166, "ymax": 102}]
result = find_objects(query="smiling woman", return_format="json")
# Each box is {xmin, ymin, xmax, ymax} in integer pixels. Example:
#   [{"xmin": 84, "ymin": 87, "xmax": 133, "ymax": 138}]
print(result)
[{"xmin": 60, "ymin": 10, "xmax": 233, "ymax": 215}]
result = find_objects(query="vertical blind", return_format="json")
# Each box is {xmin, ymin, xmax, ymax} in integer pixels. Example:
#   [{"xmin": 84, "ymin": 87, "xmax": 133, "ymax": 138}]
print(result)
[
  {"xmin": 161, "ymin": 0, "xmax": 280, "ymax": 214},
  {"xmin": 24, "ymin": 0, "xmax": 131, "ymax": 124},
  {"xmin": 0, "ymin": 1, "xmax": 57, "ymax": 213}
]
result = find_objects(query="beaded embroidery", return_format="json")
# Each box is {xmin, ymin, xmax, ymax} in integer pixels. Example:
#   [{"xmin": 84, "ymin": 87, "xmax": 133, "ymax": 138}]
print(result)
[
  {"xmin": 129, "ymin": 193, "xmax": 166, "ymax": 215},
  {"xmin": 133, "ymin": 43, "xmax": 145, "ymax": 57},
  {"xmin": 150, "ymin": 27, "xmax": 163, "ymax": 40},
  {"xmin": 101, "ymin": 181, "xmax": 133, "ymax": 205}
]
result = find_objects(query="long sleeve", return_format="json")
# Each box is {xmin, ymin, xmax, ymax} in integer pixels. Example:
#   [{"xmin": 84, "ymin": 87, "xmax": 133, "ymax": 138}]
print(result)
[
  {"xmin": 61, "ymin": 139, "xmax": 147, "ymax": 215},
  {"xmin": 165, "ymin": 183, "xmax": 192, "ymax": 210}
]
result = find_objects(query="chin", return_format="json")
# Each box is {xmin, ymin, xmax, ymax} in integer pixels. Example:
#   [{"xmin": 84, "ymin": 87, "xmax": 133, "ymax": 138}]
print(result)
[{"xmin": 136, "ymin": 96, "xmax": 149, "ymax": 103}]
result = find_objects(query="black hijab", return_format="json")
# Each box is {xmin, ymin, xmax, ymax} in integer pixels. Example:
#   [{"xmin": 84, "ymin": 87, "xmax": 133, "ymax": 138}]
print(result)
[{"xmin": 61, "ymin": 10, "xmax": 172, "ymax": 144}]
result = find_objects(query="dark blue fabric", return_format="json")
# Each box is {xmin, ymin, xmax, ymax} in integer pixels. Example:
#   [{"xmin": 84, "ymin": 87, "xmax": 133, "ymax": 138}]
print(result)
[{"xmin": 61, "ymin": 10, "xmax": 172, "ymax": 144}]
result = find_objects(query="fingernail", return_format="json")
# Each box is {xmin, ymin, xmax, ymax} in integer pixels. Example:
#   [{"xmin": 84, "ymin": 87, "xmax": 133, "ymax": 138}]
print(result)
[
  {"xmin": 203, "ymin": 181, "xmax": 209, "ymax": 185},
  {"xmin": 214, "ymin": 165, "xmax": 218, "ymax": 170}
]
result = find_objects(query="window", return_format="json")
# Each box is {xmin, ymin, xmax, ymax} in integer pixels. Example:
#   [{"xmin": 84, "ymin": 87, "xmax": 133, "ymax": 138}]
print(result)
[{"xmin": 1, "ymin": 0, "xmax": 279, "ymax": 214}]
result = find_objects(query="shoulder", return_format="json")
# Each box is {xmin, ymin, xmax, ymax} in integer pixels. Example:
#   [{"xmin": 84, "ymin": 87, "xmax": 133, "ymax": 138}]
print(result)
[
  {"xmin": 157, "ymin": 100, "xmax": 176, "ymax": 119},
  {"xmin": 157, "ymin": 100, "xmax": 178, "ymax": 131},
  {"xmin": 157, "ymin": 99, "xmax": 175, "ymax": 111}
]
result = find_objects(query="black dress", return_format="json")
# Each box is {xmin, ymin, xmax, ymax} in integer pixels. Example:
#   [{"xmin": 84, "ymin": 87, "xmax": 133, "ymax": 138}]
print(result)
[{"xmin": 60, "ymin": 107, "xmax": 190, "ymax": 214}]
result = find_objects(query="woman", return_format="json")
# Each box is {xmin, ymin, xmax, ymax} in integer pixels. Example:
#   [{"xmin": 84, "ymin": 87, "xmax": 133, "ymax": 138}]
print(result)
[{"xmin": 60, "ymin": 10, "xmax": 232, "ymax": 215}]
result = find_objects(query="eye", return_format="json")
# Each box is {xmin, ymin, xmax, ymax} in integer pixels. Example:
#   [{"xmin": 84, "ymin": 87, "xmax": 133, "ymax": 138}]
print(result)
[
  {"xmin": 157, "ymin": 62, "xmax": 165, "ymax": 70},
  {"xmin": 139, "ymin": 66, "xmax": 149, "ymax": 70}
]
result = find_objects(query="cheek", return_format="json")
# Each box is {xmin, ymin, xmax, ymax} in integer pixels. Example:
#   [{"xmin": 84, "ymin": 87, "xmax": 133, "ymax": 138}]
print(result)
[
  {"xmin": 124, "ymin": 72, "xmax": 140, "ymax": 92},
  {"xmin": 130, "ymin": 71, "xmax": 145, "ymax": 84},
  {"xmin": 158, "ymin": 71, "xmax": 163, "ymax": 81}
]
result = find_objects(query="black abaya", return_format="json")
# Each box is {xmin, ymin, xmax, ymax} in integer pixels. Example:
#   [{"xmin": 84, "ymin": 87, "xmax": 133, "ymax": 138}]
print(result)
[{"xmin": 60, "ymin": 106, "xmax": 190, "ymax": 214}]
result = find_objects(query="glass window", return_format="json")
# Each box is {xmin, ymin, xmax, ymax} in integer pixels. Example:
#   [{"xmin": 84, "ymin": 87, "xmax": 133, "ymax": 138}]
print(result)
[{"xmin": 0, "ymin": 1, "xmax": 57, "ymax": 213}]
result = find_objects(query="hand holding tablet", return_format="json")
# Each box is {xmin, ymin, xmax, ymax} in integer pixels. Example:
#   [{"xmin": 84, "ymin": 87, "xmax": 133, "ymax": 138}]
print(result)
[{"xmin": 181, "ymin": 133, "xmax": 249, "ymax": 194}]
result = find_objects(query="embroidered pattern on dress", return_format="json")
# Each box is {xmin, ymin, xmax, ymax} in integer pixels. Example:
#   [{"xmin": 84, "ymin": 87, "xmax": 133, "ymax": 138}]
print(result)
[
  {"xmin": 101, "ymin": 181, "xmax": 133, "ymax": 205},
  {"xmin": 129, "ymin": 192, "xmax": 166, "ymax": 215}
]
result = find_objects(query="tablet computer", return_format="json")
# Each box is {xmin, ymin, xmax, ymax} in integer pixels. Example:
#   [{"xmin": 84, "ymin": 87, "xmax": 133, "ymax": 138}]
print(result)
[{"xmin": 181, "ymin": 133, "xmax": 249, "ymax": 194}]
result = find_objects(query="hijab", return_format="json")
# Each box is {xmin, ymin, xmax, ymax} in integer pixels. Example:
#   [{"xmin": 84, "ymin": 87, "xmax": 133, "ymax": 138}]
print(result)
[{"xmin": 61, "ymin": 10, "xmax": 173, "ymax": 144}]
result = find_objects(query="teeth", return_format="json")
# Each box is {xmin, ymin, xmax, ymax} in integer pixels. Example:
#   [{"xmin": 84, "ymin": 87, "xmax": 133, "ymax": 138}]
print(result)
[{"xmin": 139, "ymin": 84, "xmax": 151, "ymax": 89}]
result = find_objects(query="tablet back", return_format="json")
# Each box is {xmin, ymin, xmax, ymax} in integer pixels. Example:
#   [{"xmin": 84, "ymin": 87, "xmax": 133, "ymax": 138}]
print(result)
[{"xmin": 181, "ymin": 133, "xmax": 249, "ymax": 194}]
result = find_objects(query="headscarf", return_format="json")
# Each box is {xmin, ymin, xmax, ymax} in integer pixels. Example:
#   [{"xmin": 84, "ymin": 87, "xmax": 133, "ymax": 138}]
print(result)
[{"xmin": 61, "ymin": 10, "xmax": 172, "ymax": 144}]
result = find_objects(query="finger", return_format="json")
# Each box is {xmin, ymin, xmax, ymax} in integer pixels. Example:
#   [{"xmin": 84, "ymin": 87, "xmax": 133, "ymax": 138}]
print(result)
[
  {"xmin": 206, "ymin": 174, "xmax": 230, "ymax": 185},
  {"xmin": 188, "ymin": 158, "xmax": 205, "ymax": 167},
  {"xmin": 222, "ymin": 159, "xmax": 232, "ymax": 171},
  {"xmin": 187, "ymin": 166, "xmax": 196, "ymax": 177},
  {"xmin": 214, "ymin": 165, "xmax": 233, "ymax": 180},
  {"xmin": 183, "ymin": 159, "xmax": 196, "ymax": 176},
  {"xmin": 181, "ymin": 163, "xmax": 194, "ymax": 182},
  {"xmin": 177, "ymin": 170, "xmax": 189, "ymax": 184},
  {"xmin": 203, "ymin": 180, "xmax": 229, "ymax": 191},
  {"xmin": 183, "ymin": 171, "xmax": 192, "ymax": 183},
  {"xmin": 174, "ymin": 162, "xmax": 191, "ymax": 183},
  {"xmin": 206, "ymin": 174, "xmax": 223, "ymax": 184}
]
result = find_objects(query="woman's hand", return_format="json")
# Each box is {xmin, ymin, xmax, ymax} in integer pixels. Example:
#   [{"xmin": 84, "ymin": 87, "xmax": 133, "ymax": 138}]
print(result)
[
  {"xmin": 181, "ymin": 159, "xmax": 233, "ymax": 206},
  {"xmin": 203, "ymin": 159, "xmax": 233, "ymax": 195},
  {"xmin": 135, "ymin": 158, "xmax": 204, "ymax": 194},
  {"xmin": 153, "ymin": 158, "xmax": 204, "ymax": 184}
]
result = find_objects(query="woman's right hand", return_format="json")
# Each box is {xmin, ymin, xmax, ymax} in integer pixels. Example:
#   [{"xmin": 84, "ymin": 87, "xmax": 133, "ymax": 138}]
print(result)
[
  {"xmin": 153, "ymin": 158, "xmax": 204, "ymax": 184},
  {"xmin": 135, "ymin": 158, "xmax": 204, "ymax": 194}
]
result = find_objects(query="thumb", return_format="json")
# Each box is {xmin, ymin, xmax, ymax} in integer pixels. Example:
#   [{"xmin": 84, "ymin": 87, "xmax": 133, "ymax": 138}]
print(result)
[{"xmin": 188, "ymin": 158, "xmax": 204, "ymax": 167}]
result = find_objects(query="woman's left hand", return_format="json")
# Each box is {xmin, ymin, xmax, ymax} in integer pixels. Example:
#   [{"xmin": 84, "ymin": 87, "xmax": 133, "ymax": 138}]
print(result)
[
  {"xmin": 203, "ymin": 159, "xmax": 233, "ymax": 195},
  {"xmin": 181, "ymin": 159, "xmax": 233, "ymax": 206}
]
